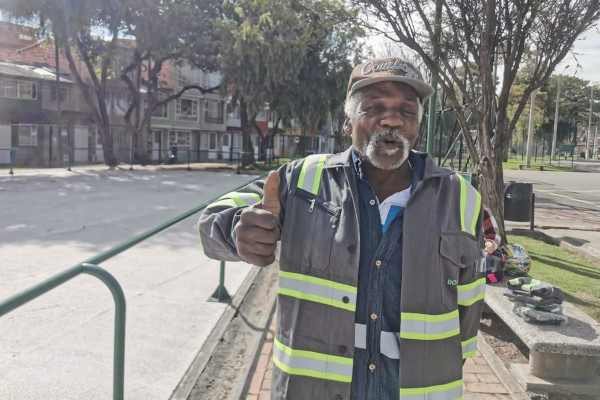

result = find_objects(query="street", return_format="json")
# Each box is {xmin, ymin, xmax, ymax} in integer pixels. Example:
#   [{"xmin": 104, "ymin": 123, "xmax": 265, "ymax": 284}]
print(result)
[{"xmin": 0, "ymin": 168, "xmax": 255, "ymax": 399}]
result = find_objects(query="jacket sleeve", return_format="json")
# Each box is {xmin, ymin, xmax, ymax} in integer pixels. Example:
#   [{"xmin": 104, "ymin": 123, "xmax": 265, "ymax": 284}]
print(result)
[
  {"xmin": 458, "ymin": 204, "xmax": 486, "ymax": 360},
  {"xmin": 198, "ymin": 165, "xmax": 290, "ymax": 261}
]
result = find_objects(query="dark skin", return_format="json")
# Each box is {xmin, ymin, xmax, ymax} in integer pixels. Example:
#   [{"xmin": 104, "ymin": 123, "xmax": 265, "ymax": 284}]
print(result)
[
  {"xmin": 344, "ymin": 81, "xmax": 421, "ymax": 202},
  {"xmin": 235, "ymin": 81, "xmax": 421, "ymax": 266}
]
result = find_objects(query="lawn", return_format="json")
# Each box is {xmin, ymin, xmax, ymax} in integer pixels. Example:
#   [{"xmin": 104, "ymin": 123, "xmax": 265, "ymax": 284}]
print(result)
[
  {"xmin": 502, "ymin": 154, "xmax": 586, "ymax": 172},
  {"xmin": 507, "ymin": 234, "xmax": 600, "ymax": 321}
]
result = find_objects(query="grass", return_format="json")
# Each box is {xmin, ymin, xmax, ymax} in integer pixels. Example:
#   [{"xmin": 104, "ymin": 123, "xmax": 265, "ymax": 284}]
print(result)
[
  {"xmin": 507, "ymin": 234, "xmax": 600, "ymax": 321},
  {"xmin": 502, "ymin": 154, "xmax": 586, "ymax": 172}
]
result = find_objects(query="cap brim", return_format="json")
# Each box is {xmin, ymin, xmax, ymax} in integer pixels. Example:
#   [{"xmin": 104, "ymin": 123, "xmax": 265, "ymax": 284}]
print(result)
[{"xmin": 350, "ymin": 76, "xmax": 435, "ymax": 101}]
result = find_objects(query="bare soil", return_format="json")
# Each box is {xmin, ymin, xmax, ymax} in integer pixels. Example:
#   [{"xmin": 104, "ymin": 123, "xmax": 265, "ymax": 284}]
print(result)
[{"xmin": 479, "ymin": 310, "xmax": 529, "ymax": 369}]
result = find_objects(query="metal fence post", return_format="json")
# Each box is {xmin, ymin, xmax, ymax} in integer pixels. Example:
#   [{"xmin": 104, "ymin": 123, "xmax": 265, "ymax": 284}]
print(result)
[
  {"xmin": 208, "ymin": 261, "xmax": 232, "ymax": 303},
  {"xmin": 237, "ymin": 152, "xmax": 241, "ymax": 174},
  {"xmin": 67, "ymin": 146, "xmax": 72, "ymax": 172},
  {"xmin": 187, "ymin": 148, "xmax": 191, "ymax": 171},
  {"xmin": 129, "ymin": 136, "xmax": 133, "ymax": 170},
  {"xmin": 9, "ymin": 148, "xmax": 14, "ymax": 175}
]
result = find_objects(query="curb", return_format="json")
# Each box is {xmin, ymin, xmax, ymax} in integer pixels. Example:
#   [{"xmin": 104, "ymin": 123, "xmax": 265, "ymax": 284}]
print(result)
[
  {"xmin": 508, "ymin": 228, "xmax": 600, "ymax": 263},
  {"xmin": 170, "ymin": 265, "xmax": 263, "ymax": 400},
  {"xmin": 477, "ymin": 332, "xmax": 531, "ymax": 400}
]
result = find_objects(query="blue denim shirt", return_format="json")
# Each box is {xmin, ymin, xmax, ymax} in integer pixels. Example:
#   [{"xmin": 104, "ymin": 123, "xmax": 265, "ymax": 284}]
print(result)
[{"xmin": 350, "ymin": 150, "xmax": 424, "ymax": 399}]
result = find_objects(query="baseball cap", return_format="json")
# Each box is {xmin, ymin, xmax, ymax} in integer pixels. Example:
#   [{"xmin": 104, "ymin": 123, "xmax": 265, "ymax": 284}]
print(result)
[{"xmin": 347, "ymin": 57, "xmax": 434, "ymax": 101}]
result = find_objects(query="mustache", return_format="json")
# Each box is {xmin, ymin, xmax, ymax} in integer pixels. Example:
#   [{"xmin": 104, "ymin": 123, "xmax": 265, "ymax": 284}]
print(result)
[{"xmin": 371, "ymin": 128, "xmax": 403, "ymax": 143}]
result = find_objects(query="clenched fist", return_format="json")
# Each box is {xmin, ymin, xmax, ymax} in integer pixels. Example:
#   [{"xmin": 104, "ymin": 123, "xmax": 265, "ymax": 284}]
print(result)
[{"xmin": 235, "ymin": 171, "xmax": 281, "ymax": 266}]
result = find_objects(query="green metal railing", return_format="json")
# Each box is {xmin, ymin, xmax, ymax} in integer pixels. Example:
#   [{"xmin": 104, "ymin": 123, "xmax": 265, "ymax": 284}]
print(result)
[{"xmin": 0, "ymin": 172, "xmax": 267, "ymax": 399}]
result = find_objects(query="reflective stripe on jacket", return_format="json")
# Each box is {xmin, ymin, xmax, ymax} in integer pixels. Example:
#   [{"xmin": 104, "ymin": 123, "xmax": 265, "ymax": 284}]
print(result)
[{"xmin": 198, "ymin": 148, "xmax": 486, "ymax": 399}]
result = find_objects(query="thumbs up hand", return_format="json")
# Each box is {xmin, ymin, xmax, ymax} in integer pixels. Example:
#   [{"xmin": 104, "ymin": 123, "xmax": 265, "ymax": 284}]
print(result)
[{"xmin": 235, "ymin": 171, "xmax": 282, "ymax": 266}]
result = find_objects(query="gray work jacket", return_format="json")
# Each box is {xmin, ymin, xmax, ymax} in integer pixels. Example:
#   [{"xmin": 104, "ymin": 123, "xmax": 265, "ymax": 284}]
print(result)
[{"xmin": 199, "ymin": 148, "xmax": 486, "ymax": 399}]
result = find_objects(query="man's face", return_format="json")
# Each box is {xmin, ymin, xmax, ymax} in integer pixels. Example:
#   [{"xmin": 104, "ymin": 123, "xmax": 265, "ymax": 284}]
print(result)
[{"xmin": 347, "ymin": 82, "xmax": 420, "ymax": 170}]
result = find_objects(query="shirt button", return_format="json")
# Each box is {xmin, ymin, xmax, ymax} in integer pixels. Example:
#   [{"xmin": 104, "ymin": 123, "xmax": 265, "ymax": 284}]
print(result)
[
  {"xmin": 339, "ymin": 345, "xmax": 347, "ymax": 354},
  {"xmin": 347, "ymin": 243, "xmax": 356, "ymax": 253},
  {"xmin": 334, "ymin": 395, "xmax": 343, "ymax": 400},
  {"xmin": 375, "ymin": 260, "xmax": 382, "ymax": 268},
  {"xmin": 369, "ymin": 199, "xmax": 376, "ymax": 206},
  {"xmin": 371, "ymin": 313, "xmax": 378, "ymax": 321},
  {"xmin": 342, "ymin": 296, "xmax": 350, "ymax": 304},
  {"xmin": 369, "ymin": 363, "xmax": 376, "ymax": 372}
]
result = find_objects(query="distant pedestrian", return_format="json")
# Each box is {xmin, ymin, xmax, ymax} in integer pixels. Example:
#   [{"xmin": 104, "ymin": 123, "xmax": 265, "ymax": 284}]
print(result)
[{"xmin": 170, "ymin": 143, "xmax": 178, "ymax": 164}]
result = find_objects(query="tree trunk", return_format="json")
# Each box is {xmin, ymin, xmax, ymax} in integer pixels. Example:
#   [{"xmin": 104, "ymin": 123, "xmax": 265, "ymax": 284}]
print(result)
[
  {"xmin": 98, "ymin": 123, "xmax": 118, "ymax": 168},
  {"xmin": 240, "ymin": 98, "xmax": 255, "ymax": 167}
]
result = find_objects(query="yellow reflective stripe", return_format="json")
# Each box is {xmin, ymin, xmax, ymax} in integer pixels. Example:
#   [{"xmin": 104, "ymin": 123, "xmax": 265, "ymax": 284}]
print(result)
[
  {"xmin": 206, "ymin": 198, "xmax": 239, "ymax": 209},
  {"xmin": 462, "ymin": 336, "xmax": 478, "ymax": 359},
  {"xmin": 457, "ymin": 173, "xmax": 468, "ymax": 233},
  {"xmin": 279, "ymin": 270, "xmax": 357, "ymax": 294},
  {"xmin": 273, "ymin": 338, "xmax": 353, "ymax": 383},
  {"xmin": 297, "ymin": 154, "xmax": 330, "ymax": 195},
  {"xmin": 458, "ymin": 278, "xmax": 486, "ymax": 306},
  {"xmin": 399, "ymin": 379, "xmax": 463, "ymax": 397},
  {"xmin": 219, "ymin": 191, "xmax": 261, "ymax": 206},
  {"xmin": 456, "ymin": 173, "xmax": 481, "ymax": 235},
  {"xmin": 274, "ymin": 338, "xmax": 353, "ymax": 365},
  {"xmin": 278, "ymin": 288, "xmax": 355, "ymax": 311},
  {"xmin": 273, "ymin": 355, "xmax": 352, "ymax": 383},
  {"xmin": 401, "ymin": 310, "xmax": 459, "ymax": 322},
  {"xmin": 400, "ymin": 310, "xmax": 460, "ymax": 340}
]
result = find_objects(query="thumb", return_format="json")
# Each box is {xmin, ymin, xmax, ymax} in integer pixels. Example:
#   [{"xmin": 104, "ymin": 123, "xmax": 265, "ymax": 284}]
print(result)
[{"xmin": 261, "ymin": 170, "xmax": 281, "ymax": 216}]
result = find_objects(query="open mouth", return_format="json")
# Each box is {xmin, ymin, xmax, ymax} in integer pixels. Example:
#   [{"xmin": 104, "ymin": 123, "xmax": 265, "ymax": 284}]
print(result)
[{"xmin": 376, "ymin": 137, "xmax": 401, "ymax": 147}]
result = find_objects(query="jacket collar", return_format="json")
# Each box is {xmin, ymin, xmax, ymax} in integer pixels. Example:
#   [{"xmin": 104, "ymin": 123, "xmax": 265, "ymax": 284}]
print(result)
[{"xmin": 324, "ymin": 147, "xmax": 454, "ymax": 180}]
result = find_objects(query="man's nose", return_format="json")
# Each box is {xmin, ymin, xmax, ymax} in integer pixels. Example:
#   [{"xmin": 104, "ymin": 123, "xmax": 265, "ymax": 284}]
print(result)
[{"xmin": 380, "ymin": 109, "xmax": 404, "ymax": 129}]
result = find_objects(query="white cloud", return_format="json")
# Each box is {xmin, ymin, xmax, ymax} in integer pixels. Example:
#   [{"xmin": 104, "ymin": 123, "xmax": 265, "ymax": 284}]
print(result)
[{"xmin": 562, "ymin": 26, "xmax": 600, "ymax": 84}]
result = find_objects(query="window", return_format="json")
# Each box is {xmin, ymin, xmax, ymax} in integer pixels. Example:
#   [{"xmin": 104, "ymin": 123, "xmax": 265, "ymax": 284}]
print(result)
[
  {"xmin": 144, "ymin": 99, "xmax": 168, "ymax": 118},
  {"xmin": 233, "ymin": 133, "xmax": 241, "ymax": 148},
  {"xmin": 205, "ymin": 99, "xmax": 224, "ymax": 124},
  {"xmin": 169, "ymin": 131, "xmax": 191, "ymax": 147},
  {"xmin": 17, "ymin": 124, "xmax": 37, "ymax": 146},
  {"xmin": 223, "ymin": 134, "xmax": 230, "ymax": 146},
  {"xmin": 176, "ymin": 98, "xmax": 198, "ymax": 122},
  {"xmin": 50, "ymin": 85, "xmax": 69, "ymax": 102},
  {"xmin": 0, "ymin": 78, "xmax": 37, "ymax": 100},
  {"xmin": 209, "ymin": 133, "xmax": 217, "ymax": 149}
]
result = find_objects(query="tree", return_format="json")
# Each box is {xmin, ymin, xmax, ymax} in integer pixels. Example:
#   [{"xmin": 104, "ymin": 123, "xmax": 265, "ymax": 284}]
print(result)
[
  {"xmin": 118, "ymin": 0, "xmax": 222, "ymax": 165},
  {"xmin": 1, "ymin": 0, "xmax": 136, "ymax": 167},
  {"xmin": 219, "ymin": 0, "xmax": 360, "ymax": 166},
  {"xmin": 356, "ymin": 0, "xmax": 600, "ymax": 240}
]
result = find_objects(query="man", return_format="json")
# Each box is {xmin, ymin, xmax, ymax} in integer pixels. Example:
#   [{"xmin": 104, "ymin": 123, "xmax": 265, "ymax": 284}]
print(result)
[{"xmin": 199, "ymin": 57, "xmax": 486, "ymax": 399}]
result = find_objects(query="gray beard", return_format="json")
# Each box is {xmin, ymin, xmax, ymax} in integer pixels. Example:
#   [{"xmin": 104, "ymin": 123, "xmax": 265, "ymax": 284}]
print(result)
[{"xmin": 356, "ymin": 129, "xmax": 411, "ymax": 170}]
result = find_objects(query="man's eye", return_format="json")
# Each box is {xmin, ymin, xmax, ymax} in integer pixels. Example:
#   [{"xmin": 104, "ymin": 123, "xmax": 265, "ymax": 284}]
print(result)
[
  {"xmin": 401, "ymin": 109, "xmax": 417, "ymax": 117},
  {"xmin": 364, "ymin": 106, "xmax": 384, "ymax": 114}
]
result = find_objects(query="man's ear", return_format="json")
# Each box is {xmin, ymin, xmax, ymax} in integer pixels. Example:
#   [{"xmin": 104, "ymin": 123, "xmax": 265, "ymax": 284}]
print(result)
[{"xmin": 343, "ymin": 117, "xmax": 352, "ymax": 135}]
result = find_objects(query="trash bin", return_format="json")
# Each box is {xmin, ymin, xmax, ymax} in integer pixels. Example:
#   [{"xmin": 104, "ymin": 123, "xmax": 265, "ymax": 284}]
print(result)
[{"xmin": 504, "ymin": 181, "xmax": 533, "ymax": 222}]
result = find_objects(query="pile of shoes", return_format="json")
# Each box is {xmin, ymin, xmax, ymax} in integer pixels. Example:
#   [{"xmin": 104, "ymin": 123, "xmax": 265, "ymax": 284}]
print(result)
[{"xmin": 504, "ymin": 277, "xmax": 568, "ymax": 325}]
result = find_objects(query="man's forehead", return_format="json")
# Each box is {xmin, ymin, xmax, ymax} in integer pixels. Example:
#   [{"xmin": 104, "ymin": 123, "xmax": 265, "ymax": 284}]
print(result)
[{"xmin": 358, "ymin": 82, "xmax": 419, "ymax": 102}]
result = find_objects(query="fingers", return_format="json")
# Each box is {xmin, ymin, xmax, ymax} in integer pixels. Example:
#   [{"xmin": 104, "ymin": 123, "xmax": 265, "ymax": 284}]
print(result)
[
  {"xmin": 261, "ymin": 171, "xmax": 281, "ymax": 216},
  {"xmin": 235, "ymin": 207, "xmax": 281, "ymax": 267}
]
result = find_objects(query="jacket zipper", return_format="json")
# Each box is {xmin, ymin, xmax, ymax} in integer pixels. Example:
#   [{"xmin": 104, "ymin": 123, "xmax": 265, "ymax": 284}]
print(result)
[{"xmin": 293, "ymin": 188, "xmax": 340, "ymax": 228}]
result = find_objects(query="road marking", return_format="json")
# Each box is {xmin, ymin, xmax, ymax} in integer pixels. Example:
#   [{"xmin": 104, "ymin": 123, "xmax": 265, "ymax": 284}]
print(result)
[{"xmin": 536, "ymin": 189, "xmax": 600, "ymax": 209}]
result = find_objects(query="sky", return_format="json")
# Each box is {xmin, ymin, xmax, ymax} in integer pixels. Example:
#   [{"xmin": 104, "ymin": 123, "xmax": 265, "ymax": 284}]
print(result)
[{"xmin": 562, "ymin": 26, "xmax": 600, "ymax": 84}]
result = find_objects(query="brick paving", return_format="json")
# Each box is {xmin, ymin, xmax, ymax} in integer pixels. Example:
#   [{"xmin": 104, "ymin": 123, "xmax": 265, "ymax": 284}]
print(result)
[{"xmin": 246, "ymin": 317, "xmax": 512, "ymax": 400}]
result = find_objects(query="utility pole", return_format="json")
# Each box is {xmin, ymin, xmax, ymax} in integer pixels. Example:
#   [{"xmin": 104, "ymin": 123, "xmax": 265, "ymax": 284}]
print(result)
[
  {"xmin": 525, "ymin": 89, "xmax": 537, "ymax": 167},
  {"xmin": 594, "ymin": 124, "xmax": 598, "ymax": 158},
  {"xmin": 551, "ymin": 66, "xmax": 569, "ymax": 163},
  {"xmin": 586, "ymin": 85, "xmax": 594, "ymax": 159}
]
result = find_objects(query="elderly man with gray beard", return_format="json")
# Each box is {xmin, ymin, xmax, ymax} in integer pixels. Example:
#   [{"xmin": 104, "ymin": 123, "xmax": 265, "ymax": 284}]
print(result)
[{"xmin": 198, "ymin": 57, "xmax": 486, "ymax": 399}]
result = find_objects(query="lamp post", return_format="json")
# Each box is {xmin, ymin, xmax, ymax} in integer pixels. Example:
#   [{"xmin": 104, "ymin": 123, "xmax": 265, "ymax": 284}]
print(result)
[
  {"xmin": 551, "ymin": 65, "xmax": 570, "ymax": 164},
  {"xmin": 586, "ymin": 84, "xmax": 594, "ymax": 160}
]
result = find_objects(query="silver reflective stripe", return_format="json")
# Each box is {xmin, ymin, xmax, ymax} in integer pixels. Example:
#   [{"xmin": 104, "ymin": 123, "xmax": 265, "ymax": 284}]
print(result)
[
  {"xmin": 278, "ymin": 271, "xmax": 357, "ymax": 312},
  {"xmin": 462, "ymin": 336, "xmax": 478, "ymax": 359},
  {"xmin": 457, "ymin": 278, "xmax": 486, "ymax": 306},
  {"xmin": 297, "ymin": 154, "xmax": 329, "ymax": 195},
  {"xmin": 380, "ymin": 330, "xmax": 400, "ymax": 359},
  {"xmin": 400, "ymin": 311, "xmax": 460, "ymax": 340},
  {"xmin": 355, "ymin": 323, "xmax": 366, "ymax": 349},
  {"xmin": 273, "ymin": 338, "xmax": 353, "ymax": 383},
  {"xmin": 279, "ymin": 276, "xmax": 356, "ymax": 308},
  {"xmin": 219, "ymin": 191, "xmax": 261, "ymax": 207},
  {"xmin": 399, "ymin": 380, "xmax": 463, "ymax": 400}
]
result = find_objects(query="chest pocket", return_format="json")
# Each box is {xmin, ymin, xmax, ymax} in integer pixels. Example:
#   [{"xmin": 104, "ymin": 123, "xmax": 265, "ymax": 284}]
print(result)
[
  {"xmin": 439, "ymin": 230, "xmax": 484, "ymax": 310},
  {"xmin": 280, "ymin": 188, "xmax": 340, "ymax": 275}
]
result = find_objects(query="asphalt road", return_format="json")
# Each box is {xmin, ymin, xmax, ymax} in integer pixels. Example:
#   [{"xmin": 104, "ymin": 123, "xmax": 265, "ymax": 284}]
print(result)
[
  {"xmin": 0, "ymin": 168, "xmax": 257, "ymax": 400},
  {"xmin": 503, "ymin": 168, "xmax": 600, "ymax": 216}
]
